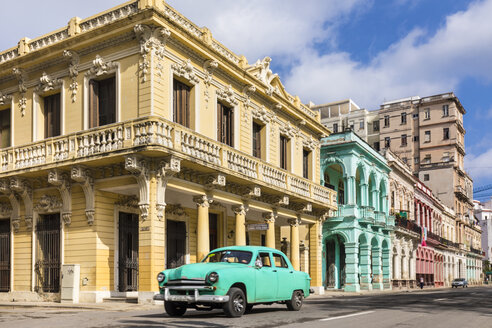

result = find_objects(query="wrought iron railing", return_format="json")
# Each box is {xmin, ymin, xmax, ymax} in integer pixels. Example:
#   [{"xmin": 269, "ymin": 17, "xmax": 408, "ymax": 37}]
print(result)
[{"xmin": 395, "ymin": 216, "xmax": 422, "ymax": 235}]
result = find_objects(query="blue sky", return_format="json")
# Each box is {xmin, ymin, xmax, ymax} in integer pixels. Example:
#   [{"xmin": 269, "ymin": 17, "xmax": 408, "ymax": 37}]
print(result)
[{"xmin": 1, "ymin": 0, "xmax": 492, "ymax": 195}]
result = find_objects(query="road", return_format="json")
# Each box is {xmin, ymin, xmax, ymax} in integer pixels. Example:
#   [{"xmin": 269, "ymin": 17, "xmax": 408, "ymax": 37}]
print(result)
[{"xmin": 0, "ymin": 287, "xmax": 491, "ymax": 328}]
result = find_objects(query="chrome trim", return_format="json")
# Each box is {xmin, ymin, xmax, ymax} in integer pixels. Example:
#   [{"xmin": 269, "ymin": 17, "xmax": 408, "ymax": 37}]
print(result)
[{"xmin": 163, "ymin": 288, "xmax": 229, "ymax": 303}]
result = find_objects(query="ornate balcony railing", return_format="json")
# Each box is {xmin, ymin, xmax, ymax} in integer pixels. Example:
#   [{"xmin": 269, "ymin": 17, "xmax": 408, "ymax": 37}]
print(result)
[
  {"xmin": 0, "ymin": 116, "xmax": 337, "ymax": 209},
  {"xmin": 395, "ymin": 216, "xmax": 422, "ymax": 235},
  {"xmin": 427, "ymin": 230, "xmax": 441, "ymax": 243},
  {"xmin": 441, "ymin": 237, "xmax": 459, "ymax": 248},
  {"xmin": 470, "ymin": 247, "xmax": 484, "ymax": 256}
]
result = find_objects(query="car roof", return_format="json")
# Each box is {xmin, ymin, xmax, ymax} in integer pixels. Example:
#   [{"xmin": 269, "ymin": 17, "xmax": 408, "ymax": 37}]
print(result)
[{"xmin": 211, "ymin": 245, "xmax": 284, "ymax": 254}]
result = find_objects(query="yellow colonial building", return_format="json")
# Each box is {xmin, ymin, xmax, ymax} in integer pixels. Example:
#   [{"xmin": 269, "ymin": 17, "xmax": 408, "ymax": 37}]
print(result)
[{"xmin": 0, "ymin": 0, "xmax": 336, "ymax": 303}]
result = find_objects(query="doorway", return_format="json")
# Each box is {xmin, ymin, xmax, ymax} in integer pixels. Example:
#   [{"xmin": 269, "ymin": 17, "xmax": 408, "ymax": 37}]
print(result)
[
  {"xmin": 0, "ymin": 220, "xmax": 10, "ymax": 292},
  {"xmin": 118, "ymin": 212, "xmax": 139, "ymax": 292},
  {"xmin": 325, "ymin": 235, "xmax": 346, "ymax": 289},
  {"xmin": 209, "ymin": 213, "xmax": 218, "ymax": 251},
  {"xmin": 166, "ymin": 220, "xmax": 186, "ymax": 269},
  {"xmin": 35, "ymin": 214, "xmax": 60, "ymax": 293}
]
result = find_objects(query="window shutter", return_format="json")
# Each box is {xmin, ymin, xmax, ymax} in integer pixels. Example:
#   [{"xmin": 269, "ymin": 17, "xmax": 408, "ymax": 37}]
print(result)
[
  {"xmin": 228, "ymin": 106, "xmax": 234, "ymax": 147},
  {"xmin": 89, "ymin": 80, "xmax": 99, "ymax": 128}
]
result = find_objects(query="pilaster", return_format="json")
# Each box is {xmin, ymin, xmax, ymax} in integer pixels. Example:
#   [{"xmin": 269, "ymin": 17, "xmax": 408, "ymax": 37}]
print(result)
[
  {"xmin": 194, "ymin": 195, "xmax": 213, "ymax": 261},
  {"xmin": 344, "ymin": 241, "xmax": 360, "ymax": 292},
  {"xmin": 372, "ymin": 246, "xmax": 383, "ymax": 290},
  {"xmin": 263, "ymin": 210, "xmax": 277, "ymax": 249},
  {"xmin": 359, "ymin": 244, "xmax": 372, "ymax": 291},
  {"xmin": 232, "ymin": 204, "xmax": 248, "ymax": 246},
  {"xmin": 289, "ymin": 216, "xmax": 301, "ymax": 271}
]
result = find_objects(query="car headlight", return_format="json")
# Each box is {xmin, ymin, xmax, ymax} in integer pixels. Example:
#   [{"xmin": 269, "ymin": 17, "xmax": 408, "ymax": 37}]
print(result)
[
  {"xmin": 207, "ymin": 272, "xmax": 219, "ymax": 283},
  {"xmin": 157, "ymin": 272, "xmax": 165, "ymax": 282}
]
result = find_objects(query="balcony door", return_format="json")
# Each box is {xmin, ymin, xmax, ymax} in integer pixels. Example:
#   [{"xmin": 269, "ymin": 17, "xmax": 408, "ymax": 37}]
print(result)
[
  {"xmin": 0, "ymin": 219, "xmax": 10, "ymax": 292},
  {"xmin": 35, "ymin": 214, "xmax": 60, "ymax": 293},
  {"xmin": 118, "ymin": 212, "xmax": 139, "ymax": 292},
  {"xmin": 166, "ymin": 220, "xmax": 186, "ymax": 269}
]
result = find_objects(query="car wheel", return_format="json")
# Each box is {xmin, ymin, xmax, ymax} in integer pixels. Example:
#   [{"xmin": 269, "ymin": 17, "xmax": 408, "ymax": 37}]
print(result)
[
  {"xmin": 164, "ymin": 301, "xmax": 187, "ymax": 317},
  {"xmin": 286, "ymin": 290, "xmax": 303, "ymax": 311},
  {"xmin": 245, "ymin": 304, "xmax": 254, "ymax": 314},
  {"xmin": 223, "ymin": 287, "xmax": 246, "ymax": 318}
]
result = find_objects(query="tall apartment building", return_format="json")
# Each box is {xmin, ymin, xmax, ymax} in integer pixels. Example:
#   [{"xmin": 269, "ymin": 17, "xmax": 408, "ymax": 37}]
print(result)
[
  {"xmin": 0, "ymin": 0, "xmax": 337, "ymax": 302},
  {"xmin": 313, "ymin": 93, "xmax": 473, "ymax": 220}
]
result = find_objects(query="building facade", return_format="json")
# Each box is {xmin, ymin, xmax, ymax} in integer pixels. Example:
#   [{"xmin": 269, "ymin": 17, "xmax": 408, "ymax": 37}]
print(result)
[
  {"xmin": 0, "ymin": 0, "xmax": 338, "ymax": 303},
  {"xmin": 475, "ymin": 199, "xmax": 492, "ymax": 262},
  {"xmin": 320, "ymin": 131, "xmax": 394, "ymax": 292}
]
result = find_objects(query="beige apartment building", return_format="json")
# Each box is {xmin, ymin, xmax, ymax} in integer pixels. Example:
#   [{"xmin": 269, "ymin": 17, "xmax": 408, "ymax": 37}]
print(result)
[{"xmin": 0, "ymin": 0, "xmax": 337, "ymax": 303}]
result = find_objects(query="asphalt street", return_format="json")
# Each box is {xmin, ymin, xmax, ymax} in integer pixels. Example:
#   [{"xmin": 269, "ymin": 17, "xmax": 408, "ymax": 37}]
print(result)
[{"xmin": 0, "ymin": 286, "xmax": 490, "ymax": 328}]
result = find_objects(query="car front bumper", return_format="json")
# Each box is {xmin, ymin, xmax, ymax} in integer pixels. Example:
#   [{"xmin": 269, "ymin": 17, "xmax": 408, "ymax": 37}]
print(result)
[{"xmin": 153, "ymin": 286, "xmax": 230, "ymax": 303}]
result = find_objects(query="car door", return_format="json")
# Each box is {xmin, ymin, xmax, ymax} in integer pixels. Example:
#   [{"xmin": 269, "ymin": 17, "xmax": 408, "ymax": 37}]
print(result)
[
  {"xmin": 273, "ymin": 252, "xmax": 294, "ymax": 300},
  {"xmin": 255, "ymin": 252, "xmax": 277, "ymax": 301}
]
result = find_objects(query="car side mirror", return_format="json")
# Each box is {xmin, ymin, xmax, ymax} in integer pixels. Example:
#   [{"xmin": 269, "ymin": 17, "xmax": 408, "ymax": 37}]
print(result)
[{"xmin": 255, "ymin": 259, "xmax": 263, "ymax": 269}]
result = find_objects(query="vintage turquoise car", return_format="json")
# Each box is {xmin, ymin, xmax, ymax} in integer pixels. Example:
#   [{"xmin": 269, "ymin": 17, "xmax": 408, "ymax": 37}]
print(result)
[{"xmin": 153, "ymin": 245, "xmax": 312, "ymax": 317}]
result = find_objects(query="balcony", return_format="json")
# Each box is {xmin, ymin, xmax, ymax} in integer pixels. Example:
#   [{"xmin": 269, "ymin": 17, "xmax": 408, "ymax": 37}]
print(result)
[
  {"xmin": 441, "ymin": 237, "xmax": 459, "ymax": 249},
  {"xmin": 0, "ymin": 116, "xmax": 337, "ymax": 209},
  {"xmin": 470, "ymin": 247, "xmax": 484, "ymax": 256},
  {"xmin": 395, "ymin": 216, "xmax": 422, "ymax": 235},
  {"xmin": 332, "ymin": 205, "xmax": 393, "ymax": 227}
]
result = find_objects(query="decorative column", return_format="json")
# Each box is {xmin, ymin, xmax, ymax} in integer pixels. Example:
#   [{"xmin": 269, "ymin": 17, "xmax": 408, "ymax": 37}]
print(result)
[
  {"xmin": 359, "ymin": 244, "xmax": 372, "ymax": 291},
  {"xmin": 309, "ymin": 218, "xmax": 324, "ymax": 294},
  {"xmin": 263, "ymin": 210, "xmax": 277, "ymax": 249},
  {"xmin": 393, "ymin": 252, "xmax": 401, "ymax": 286},
  {"xmin": 232, "ymin": 204, "xmax": 247, "ymax": 246},
  {"xmin": 360, "ymin": 183, "xmax": 368, "ymax": 206},
  {"xmin": 344, "ymin": 242, "xmax": 360, "ymax": 292},
  {"xmin": 372, "ymin": 246, "xmax": 383, "ymax": 290},
  {"xmin": 382, "ymin": 247, "xmax": 392, "ymax": 290},
  {"xmin": 194, "ymin": 195, "xmax": 213, "ymax": 262},
  {"xmin": 346, "ymin": 176, "xmax": 356, "ymax": 205},
  {"xmin": 289, "ymin": 216, "xmax": 301, "ymax": 271}
]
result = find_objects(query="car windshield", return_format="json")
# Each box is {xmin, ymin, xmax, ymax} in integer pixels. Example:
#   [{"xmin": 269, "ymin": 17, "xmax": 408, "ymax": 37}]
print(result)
[
  {"xmin": 202, "ymin": 250, "xmax": 253, "ymax": 264},
  {"xmin": 454, "ymin": 278, "xmax": 465, "ymax": 282}
]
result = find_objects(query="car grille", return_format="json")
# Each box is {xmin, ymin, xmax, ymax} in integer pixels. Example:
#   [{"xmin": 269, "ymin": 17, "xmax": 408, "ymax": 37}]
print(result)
[{"xmin": 165, "ymin": 279, "xmax": 206, "ymax": 287}]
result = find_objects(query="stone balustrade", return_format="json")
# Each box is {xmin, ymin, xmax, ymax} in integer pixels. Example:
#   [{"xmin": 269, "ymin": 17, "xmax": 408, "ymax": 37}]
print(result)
[{"xmin": 0, "ymin": 116, "xmax": 337, "ymax": 208}]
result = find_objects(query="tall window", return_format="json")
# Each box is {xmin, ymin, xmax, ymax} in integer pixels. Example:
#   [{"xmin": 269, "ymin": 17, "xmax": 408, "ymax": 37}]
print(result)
[
  {"xmin": 401, "ymin": 134, "xmax": 407, "ymax": 146},
  {"xmin": 89, "ymin": 76, "xmax": 116, "ymax": 128},
  {"xmin": 443, "ymin": 127, "xmax": 450, "ymax": 140},
  {"xmin": 0, "ymin": 108, "xmax": 10, "ymax": 148},
  {"xmin": 384, "ymin": 115, "xmax": 390, "ymax": 127},
  {"xmin": 424, "ymin": 130, "xmax": 431, "ymax": 142},
  {"xmin": 302, "ymin": 149, "xmax": 310, "ymax": 179},
  {"xmin": 280, "ymin": 135, "xmax": 288, "ymax": 170},
  {"xmin": 401, "ymin": 112, "xmax": 407, "ymax": 124},
  {"xmin": 173, "ymin": 79, "xmax": 190, "ymax": 128},
  {"xmin": 424, "ymin": 108, "xmax": 430, "ymax": 120},
  {"xmin": 359, "ymin": 121, "xmax": 364, "ymax": 130},
  {"xmin": 443, "ymin": 104, "xmax": 449, "ymax": 117},
  {"xmin": 217, "ymin": 103, "xmax": 234, "ymax": 147},
  {"xmin": 373, "ymin": 120, "xmax": 379, "ymax": 132},
  {"xmin": 384, "ymin": 137, "xmax": 391, "ymax": 148},
  {"xmin": 44, "ymin": 94, "xmax": 61, "ymax": 138},
  {"xmin": 373, "ymin": 141, "xmax": 380, "ymax": 151},
  {"xmin": 333, "ymin": 123, "xmax": 338, "ymax": 133},
  {"xmin": 252, "ymin": 122, "xmax": 262, "ymax": 158}
]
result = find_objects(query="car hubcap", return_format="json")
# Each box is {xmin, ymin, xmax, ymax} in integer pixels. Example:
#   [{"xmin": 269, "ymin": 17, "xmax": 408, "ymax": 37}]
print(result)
[
  {"xmin": 295, "ymin": 293, "xmax": 302, "ymax": 307},
  {"xmin": 233, "ymin": 295, "xmax": 244, "ymax": 312}
]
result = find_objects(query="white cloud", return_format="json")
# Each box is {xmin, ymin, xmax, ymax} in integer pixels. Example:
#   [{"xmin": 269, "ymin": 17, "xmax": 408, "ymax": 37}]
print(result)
[
  {"xmin": 284, "ymin": 0, "xmax": 492, "ymax": 108},
  {"xmin": 465, "ymin": 148, "xmax": 492, "ymax": 181},
  {"xmin": 167, "ymin": 0, "xmax": 368, "ymax": 63}
]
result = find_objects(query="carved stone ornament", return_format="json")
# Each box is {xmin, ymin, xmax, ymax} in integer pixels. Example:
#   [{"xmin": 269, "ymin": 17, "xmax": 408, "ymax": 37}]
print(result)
[
  {"xmin": 63, "ymin": 50, "xmax": 80, "ymax": 102},
  {"xmin": 12, "ymin": 68, "xmax": 27, "ymax": 116},
  {"xmin": 0, "ymin": 202, "xmax": 12, "ymax": 217},
  {"xmin": 36, "ymin": 72, "xmax": 62, "ymax": 93},
  {"xmin": 263, "ymin": 210, "xmax": 277, "ymax": 223},
  {"xmin": 288, "ymin": 217, "xmax": 302, "ymax": 227},
  {"xmin": 165, "ymin": 204, "xmax": 188, "ymax": 217},
  {"xmin": 115, "ymin": 195, "xmax": 139, "ymax": 208},
  {"xmin": 279, "ymin": 121, "xmax": 300, "ymax": 139},
  {"xmin": 203, "ymin": 59, "xmax": 218, "ymax": 87},
  {"xmin": 240, "ymin": 185, "xmax": 261, "ymax": 198},
  {"xmin": 264, "ymin": 195, "xmax": 289, "ymax": 206},
  {"xmin": 242, "ymin": 84, "xmax": 256, "ymax": 109},
  {"xmin": 125, "ymin": 155, "xmax": 150, "ymax": 221},
  {"xmin": 172, "ymin": 59, "xmax": 200, "ymax": 85},
  {"xmin": 34, "ymin": 194, "xmax": 63, "ymax": 213},
  {"xmin": 302, "ymin": 136, "xmax": 319, "ymax": 151},
  {"xmin": 10, "ymin": 177, "xmax": 33, "ymax": 230},
  {"xmin": 216, "ymin": 85, "xmax": 238, "ymax": 106},
  {"xmin": 71, "ymin": 166, "xmax": 95, "ymax": 225},
  {"xmin": 193, "ymin": 195, "xmax": 213, "ymax": 208},
  {"xmin": 248, "ymin": 56, "xmax": 278, "ymax": 86},
  {"xmin": 134, "ymin": 24, "xmax": 171, "ymax": 83},
  {"xmin": 0, "ymin": 92, "xmax": 12, "ymax": 106},
  {"xmin": 204, "ymin": 173, "xmax": 226, "ymax": 189},
  {"xmin": 232, "ymin": 204, "xmax": 248, "ymax": 216},
  {"xmin": 252, "ymin": 105, "xmax": 275, "ymax": 124},
  {"xmin": 85, "ymin": 55, "xmax": 117, "ymax": 77},
  {"xmin": 47, "ymin": 170, "xmax": 72, "ymax": 226},
  {"xmin": 155, "ymin": 156, "xmax": 182, "ymax": 221}
]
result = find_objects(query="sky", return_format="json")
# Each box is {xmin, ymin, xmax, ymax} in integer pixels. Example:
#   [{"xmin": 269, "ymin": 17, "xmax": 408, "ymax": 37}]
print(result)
[{"xmin": 1, "ymin": 0, "xmax": 492, "ymax": 197}]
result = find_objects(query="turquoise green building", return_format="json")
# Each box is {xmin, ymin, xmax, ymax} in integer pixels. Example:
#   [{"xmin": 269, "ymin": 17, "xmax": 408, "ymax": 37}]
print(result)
[{"xmin": 320, "ymin": 131, "xmax": 394, "ymax": 292}]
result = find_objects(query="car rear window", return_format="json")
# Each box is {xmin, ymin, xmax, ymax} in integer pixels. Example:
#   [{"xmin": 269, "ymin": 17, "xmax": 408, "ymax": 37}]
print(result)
[
  {"xmin": 202, "ymin": 250, "xmax": 253, "ymax": 264},
  {"xmin": 272, "ymin": 253, "xmax": 289, "ymax": 268}
]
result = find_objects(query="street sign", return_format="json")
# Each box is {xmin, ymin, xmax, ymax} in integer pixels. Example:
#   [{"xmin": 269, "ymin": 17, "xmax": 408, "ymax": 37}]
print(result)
[{"xmin": 247, "ymin": 223, "xmax": 268, "ymax": 231}]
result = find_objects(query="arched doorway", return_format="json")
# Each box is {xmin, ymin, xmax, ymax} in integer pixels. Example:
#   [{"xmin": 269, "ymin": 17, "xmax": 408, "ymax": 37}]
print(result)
[{"xmin": 325, "ymin": 234, "xmax": 346, "ymax": 289}]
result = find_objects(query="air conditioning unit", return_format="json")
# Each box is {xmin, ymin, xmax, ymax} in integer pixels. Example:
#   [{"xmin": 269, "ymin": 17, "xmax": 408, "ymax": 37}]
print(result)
[{"xmin": 61, "ymin": 264, "xmax": 80, "ymax": 303}]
